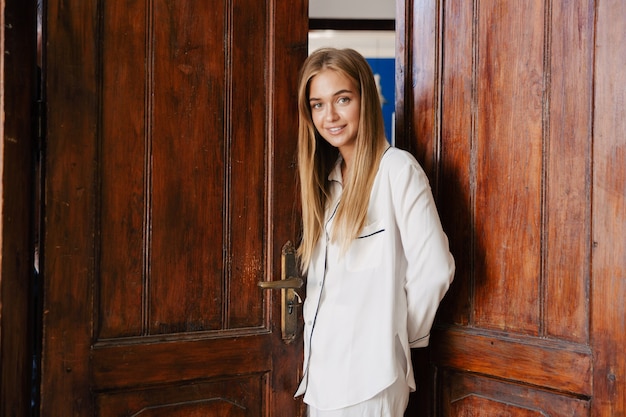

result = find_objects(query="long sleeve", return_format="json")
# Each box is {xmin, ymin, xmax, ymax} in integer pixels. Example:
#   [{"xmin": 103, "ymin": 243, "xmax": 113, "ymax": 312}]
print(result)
[{"xmin": 390, "ymin": 156, "xmax": 455, "ymax": 347}]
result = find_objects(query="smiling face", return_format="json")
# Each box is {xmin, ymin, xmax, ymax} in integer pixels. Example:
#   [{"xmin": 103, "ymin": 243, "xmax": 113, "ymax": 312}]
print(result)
[{"xmin": 308, "ymin": 68, "xmax": 361, "ymax": 166}]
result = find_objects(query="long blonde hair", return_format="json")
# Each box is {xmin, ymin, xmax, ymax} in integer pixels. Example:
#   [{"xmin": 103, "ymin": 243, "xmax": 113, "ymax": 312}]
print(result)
[{"xmin": 297, "ymin": 48, "xmax": 388, "ymax": 271}]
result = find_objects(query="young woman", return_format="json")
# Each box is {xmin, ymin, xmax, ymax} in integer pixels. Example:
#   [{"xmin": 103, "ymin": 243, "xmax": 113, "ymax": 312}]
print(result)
[{"xmin": 294, "ymin": 48, "xmax": 455, "ymax": 416}]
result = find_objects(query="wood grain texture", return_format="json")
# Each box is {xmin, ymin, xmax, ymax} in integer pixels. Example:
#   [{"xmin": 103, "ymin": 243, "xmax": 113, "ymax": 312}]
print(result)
[
  {"xmin": 42, "ymin": 1, "xmax": 98, "ymax": 414},
  {"xmin": 437, "ymin": 0, "xmax": 473, "ymax": 326},
  {"xmin": 92, "ymin": 335, "xmax": 271, "ymax": 390},
  {"xmin": 0, "ymin": 0, "xmax": 37, "ymax": 415},
  {"xmin": 544, "ymin": 0, "xmax": 593, "ymax": 344},
  {"xmin": 431, "ymin": 327, "xmax": 592, "ymax": 396},
  {"xmin": 99, "ymin": 0, "xmax": 149, "ymax": 338},
  {"xmin": 267, "ymin": 1, "xmax": 309, "ymax": 414},
  {"xmin": 399, "ymin": 0, "xmax": 622, "ymax": 415},
  {"xmin": 149, "ymin": 0, "xmax": 227, "ymax": 334},
  {"xmin": 592, "ymin": 0, "xmax": 626, "ymax": 414},
  {"xmin": 474, "ymin": 0, "xmax": 545, "ymax": 334},
  {"xmin": 41, "ymin": 0, "xmax": 307, "ymax": 415},
  {"xmin": 441, "ymin": 369, "xmax": 590, "ymax": 416},
  {"xmin": 96, "ymin": 375, "xmax": 263, "ymax": 417}
]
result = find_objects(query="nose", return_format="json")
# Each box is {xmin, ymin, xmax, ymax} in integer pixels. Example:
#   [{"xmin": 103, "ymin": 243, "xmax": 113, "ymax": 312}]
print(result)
[{"xmin": 324, "ymin": 104, "xmax": 339, "ymax": 121}]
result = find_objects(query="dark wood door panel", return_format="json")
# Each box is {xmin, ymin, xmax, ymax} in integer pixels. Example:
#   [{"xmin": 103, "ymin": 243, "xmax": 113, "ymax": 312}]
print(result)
[
  {"xmin": 431, "ymin": 328, "xmax": 592, "ymax": 397},
  {"xmin": 99, "ymin": 0, "xmax": 267, "ymax": 340},
  {"xmin": 96, "ymin": 376, "xmax": 263, "ymax": 417},
  {"xmin": 439, "ymin": 370, "xmax": 590, "ymax": 416},
  {"xmin": 473, "ymin": 0, "xmax": 545, "ymax": 335},
  {"xmin": 92, "ymin": 335, "xmax": 270, "ymax": 391},
  {"xmin": 432, "ymin": 0, "xmax": 593, "ymax": 338}
]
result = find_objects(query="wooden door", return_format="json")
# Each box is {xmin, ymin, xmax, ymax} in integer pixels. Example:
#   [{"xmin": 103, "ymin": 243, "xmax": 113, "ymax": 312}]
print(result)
[
  {"xmin": 398, "ymin": 1, "xmax": 626, "ymax": 416},
  {"xmin": 41, "ymin": 1, "xmax": 307, "ymax": 415}
]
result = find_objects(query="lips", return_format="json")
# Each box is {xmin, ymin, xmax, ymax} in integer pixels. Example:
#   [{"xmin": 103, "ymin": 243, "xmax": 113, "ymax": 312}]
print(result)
[{"xmin": 326, "ymin": 126, "xmax": 345, "ymax": 134}]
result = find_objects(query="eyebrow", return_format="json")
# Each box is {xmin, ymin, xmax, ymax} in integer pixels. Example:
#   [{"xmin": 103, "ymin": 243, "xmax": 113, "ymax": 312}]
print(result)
[{"xmin": 309, "ymin": 89, "xmax": 354, "ymax": 102}]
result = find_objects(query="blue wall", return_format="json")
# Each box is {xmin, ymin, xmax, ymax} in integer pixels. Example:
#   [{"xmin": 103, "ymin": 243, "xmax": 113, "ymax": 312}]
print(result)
[{"xmin": 366, "ymin": 58, "xmax": 395, "ymax": 143}]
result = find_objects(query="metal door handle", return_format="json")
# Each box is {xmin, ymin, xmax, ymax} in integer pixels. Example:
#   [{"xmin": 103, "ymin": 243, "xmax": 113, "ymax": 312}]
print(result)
[
  {"xmin": 258, "ymin": 241, "xmax": 303, "ymax": 343},
  {"xmin": 258, "ymin": 276, "xmax": 303, "ymax": 290}
]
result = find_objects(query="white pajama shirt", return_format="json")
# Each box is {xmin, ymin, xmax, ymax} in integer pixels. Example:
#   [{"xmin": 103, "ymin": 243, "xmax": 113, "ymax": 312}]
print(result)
[{"xmin": 295, "ymin": 147, "xmax": 455, "ymax": 412}]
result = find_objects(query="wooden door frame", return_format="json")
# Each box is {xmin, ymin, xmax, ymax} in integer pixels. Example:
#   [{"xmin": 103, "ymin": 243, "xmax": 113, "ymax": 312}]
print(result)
[{"xmin": 0, "ymin": 0, "xmax": 38, "ymax": 415}]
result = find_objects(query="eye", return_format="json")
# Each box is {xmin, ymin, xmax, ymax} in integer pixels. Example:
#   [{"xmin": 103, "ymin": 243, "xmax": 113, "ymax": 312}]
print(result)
[
  {"xmin": 338, "ymin": 97, "xmax": 350, "ymax": 104},
  {"xmin": 310, "ymin": 102, "xmax": 322, "ymax": 110}
]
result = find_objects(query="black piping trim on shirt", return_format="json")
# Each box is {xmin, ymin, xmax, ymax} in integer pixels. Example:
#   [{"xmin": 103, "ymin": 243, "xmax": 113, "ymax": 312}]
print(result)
[
  {"xmin": 301, "ymin": 198, "xmax": 341, "ymax": 389},
  {"xmin": 357, "ymin": 228, "xmax": 385, "ymax": 239},
  {"xmin": 409, "ymin": 333, "xmax": 430, "ymax": 344}
]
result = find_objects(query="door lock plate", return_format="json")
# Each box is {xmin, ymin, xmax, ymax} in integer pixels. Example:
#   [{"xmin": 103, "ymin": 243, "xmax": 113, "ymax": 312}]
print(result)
[{"xmin": 258, "ymin": 241, "xmax": 303, "ymax": 342}]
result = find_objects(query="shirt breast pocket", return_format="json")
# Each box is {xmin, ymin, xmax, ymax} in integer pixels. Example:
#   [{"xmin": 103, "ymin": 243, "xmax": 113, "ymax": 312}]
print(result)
[{"xmin": 345, "ymin": 221, "xmax": 386, "ymax": 272}]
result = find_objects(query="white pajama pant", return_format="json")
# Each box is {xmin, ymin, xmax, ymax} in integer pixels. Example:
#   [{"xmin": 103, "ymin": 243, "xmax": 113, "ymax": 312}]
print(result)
[{"xmin": 307, "ymin": 376, "xmax": 410, "ymax": 417}]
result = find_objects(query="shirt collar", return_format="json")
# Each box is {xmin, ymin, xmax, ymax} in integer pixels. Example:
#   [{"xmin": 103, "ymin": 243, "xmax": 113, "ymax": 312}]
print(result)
[
  {"xmin": 328, "ymin": 155, "xmax": 344, "ymax": 184},
  {"xmin": 326, "ymin": 145, "xmax": 393, "ymax": 184}
]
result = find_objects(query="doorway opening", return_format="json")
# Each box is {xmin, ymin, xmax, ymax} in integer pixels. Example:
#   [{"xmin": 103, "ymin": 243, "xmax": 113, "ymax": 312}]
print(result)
[{"xmin": 31, "ymin": 0, "xmax": 45, "ymax": 415}]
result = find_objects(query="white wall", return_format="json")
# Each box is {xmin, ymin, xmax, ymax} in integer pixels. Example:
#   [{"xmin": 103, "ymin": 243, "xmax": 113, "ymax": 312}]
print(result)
[
  {"xmin": 309, "ymin": 0, "xmax": 395, "ymax": 19},
  {"xmin": 308, "ymin": 31, "xmax": 395, "ymax": 58},
  {"xmin": 308, "ymin": 0, "xmax": 396, "ymax": 57}
]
